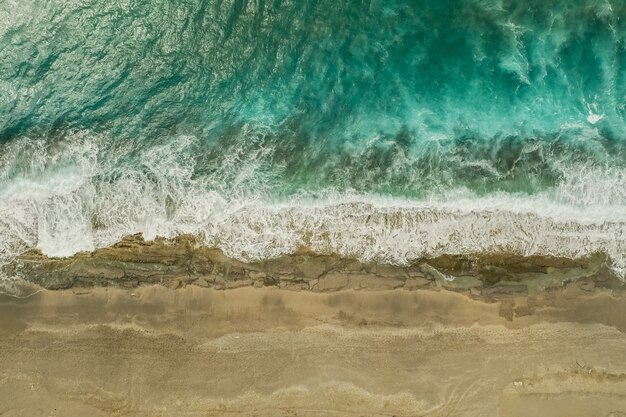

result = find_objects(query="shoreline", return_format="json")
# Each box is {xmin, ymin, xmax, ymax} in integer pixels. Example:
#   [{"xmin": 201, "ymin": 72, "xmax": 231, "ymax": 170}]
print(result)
[{"xmin": 2, "ymin": 234, "xmax": 626, "ymax": 416}]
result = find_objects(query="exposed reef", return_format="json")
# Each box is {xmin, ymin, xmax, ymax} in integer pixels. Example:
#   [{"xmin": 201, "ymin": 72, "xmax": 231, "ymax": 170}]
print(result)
[{"xmin": 5, "ymin": 234, "xmax": 622, "ymax": 301}]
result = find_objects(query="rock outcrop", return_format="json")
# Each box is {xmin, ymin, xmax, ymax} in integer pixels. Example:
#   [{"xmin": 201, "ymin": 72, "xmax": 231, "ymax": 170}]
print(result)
[{"xmin": 3, "ymin": 234, "xmax": 622, "ymax": 299}]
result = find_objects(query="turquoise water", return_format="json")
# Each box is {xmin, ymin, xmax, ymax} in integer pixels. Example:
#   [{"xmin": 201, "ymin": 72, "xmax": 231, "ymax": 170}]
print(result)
[{"xmin": 0, "ymin": 0, "xmax": 625, "ymax": 272}]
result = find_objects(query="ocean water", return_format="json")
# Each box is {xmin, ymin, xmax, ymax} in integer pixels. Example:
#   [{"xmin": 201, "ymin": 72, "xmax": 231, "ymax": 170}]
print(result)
[{"xmin": 0, "ymin": 0, "xmax": 625, "ymax": 275}]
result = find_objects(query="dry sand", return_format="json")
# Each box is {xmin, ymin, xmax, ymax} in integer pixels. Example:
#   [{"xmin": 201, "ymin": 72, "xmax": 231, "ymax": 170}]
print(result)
[{"xmin": 1, "ymin": 285, "xmax": 625, "ymax": 417}]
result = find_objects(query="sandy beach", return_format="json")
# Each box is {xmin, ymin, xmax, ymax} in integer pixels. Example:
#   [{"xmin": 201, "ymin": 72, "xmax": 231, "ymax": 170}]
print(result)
[{"xmin": 1, "ymin": 278, "xmax": 626, "ymax": 416}]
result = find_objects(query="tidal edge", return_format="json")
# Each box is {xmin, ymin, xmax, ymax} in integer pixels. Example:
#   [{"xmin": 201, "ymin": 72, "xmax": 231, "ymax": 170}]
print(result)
[{"xmin": 4, "ymin": 233, "xmax": 624, "ymax": 318}]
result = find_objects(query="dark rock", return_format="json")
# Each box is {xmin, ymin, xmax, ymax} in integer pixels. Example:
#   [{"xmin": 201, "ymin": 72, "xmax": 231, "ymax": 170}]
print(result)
[
  {"xmin": 514, "ymin": 305, "xmax": 531, "ymax": 317},
  {"xmin": 194, "ymin": 278, "xmax": 209, "ymax": 288},
  {"xmin": 482, "ymin": 283, "xmax": 528, "ymax": 297},
  {"xmin": 3, "ymin": 234, "xmax": 622, "ymax": 300}
]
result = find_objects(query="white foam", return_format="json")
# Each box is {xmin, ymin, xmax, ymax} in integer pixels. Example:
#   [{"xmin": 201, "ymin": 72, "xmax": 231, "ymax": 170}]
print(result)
[
  {"xmin": 584, "ymin": 101, "xmax": 605, "ymax": 125},
  {"xmin": 202, "ymin": 198, "xmax": 626, "ymax": 275},
  {"xmin": 587, "ymin": 113, "xmax": 604, "ymax": 125},
  {"xmin": 0, "ymin": 132, "xmax": 624, "ymax": 279}
]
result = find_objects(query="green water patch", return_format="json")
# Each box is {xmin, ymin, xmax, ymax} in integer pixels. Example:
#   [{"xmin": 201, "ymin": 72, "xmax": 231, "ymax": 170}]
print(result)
[{"xmin": 1, "ymin": 0, "xmax": 625, "ymax": 198}]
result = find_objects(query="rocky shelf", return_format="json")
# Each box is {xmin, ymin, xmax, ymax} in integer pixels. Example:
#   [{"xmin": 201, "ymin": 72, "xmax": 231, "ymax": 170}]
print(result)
[{"xmin": 3, "ymin": 234, "xmax": 622, "ymax": 300}]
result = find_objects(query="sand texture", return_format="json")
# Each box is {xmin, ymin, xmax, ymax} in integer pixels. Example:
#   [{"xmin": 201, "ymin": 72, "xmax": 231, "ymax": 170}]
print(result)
[{"xmin": 1, "ymin": 287, "xmax": 626, "ymax": 416}]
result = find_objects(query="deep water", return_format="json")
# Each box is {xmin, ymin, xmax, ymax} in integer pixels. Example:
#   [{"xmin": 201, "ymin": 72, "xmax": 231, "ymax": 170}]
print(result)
[{"xmin": 0, "ymin": 0, "xmax": 625, "ymax": 273}]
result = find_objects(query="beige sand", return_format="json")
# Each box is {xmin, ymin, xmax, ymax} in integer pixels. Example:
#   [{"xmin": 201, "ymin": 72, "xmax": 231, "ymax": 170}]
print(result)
[{"xmin": 1, "ymin": 286, "xmax": 625, "ymax": 417}]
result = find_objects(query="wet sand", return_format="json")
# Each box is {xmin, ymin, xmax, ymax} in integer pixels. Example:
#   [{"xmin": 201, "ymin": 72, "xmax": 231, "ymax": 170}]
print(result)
[{"xmin": 1, "ymin": 285, "xmax": 626, "ymax": 417}]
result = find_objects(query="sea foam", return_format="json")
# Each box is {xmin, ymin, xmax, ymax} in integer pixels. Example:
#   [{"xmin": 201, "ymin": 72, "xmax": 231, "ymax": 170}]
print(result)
[{"xmin": 0, "ymin": 133, "xmax": 624, "ymax": 279}]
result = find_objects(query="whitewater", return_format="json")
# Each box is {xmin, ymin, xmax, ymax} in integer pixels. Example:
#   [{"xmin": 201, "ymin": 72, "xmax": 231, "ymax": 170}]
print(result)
[{"xmin": 0, "ymin": 0, "xmax": 625, "ymax": 277}]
